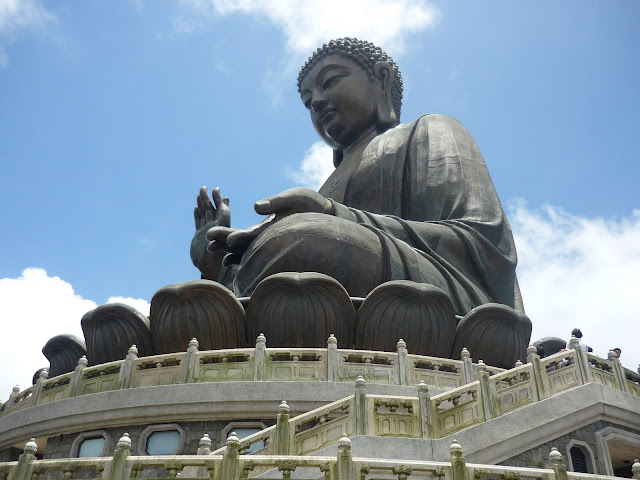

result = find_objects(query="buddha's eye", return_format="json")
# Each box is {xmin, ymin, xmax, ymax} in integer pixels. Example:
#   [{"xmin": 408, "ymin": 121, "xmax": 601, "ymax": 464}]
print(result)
[{"xmin": 323, "ymin": 74, "xmax": 344, "ymax": 89}]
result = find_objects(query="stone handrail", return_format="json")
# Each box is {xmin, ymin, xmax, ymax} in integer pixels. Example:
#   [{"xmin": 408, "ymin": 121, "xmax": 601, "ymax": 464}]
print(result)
[
  {"xmin": 1, "ymin": 336, "xmax": 501, "ymax": 417},
  {"xmin": 3, "ymin": 435, "xmax": 635, "ymax": 480}
]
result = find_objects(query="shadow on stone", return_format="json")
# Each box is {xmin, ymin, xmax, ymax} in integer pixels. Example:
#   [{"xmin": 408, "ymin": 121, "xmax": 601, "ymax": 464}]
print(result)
[
  {"xmin": 81, "ymin": 303, "xmax": 153, "ymax": 366},
  {"xmin": 354, "ymin": 281, "xmax": 457, "ymax": 356},
  {"xmin": 42, "ymin": 334, "xmax": 87, "ymax": 378},
  {"xmin": 150, "ymin": 280, "xmax": 248, "ymax": 353},
  {"xmin": 245, "ymin": 272, "xmax": 355, "ymax": 348},
  {"xmin": 452, "ymin": 304, "xmax": 532, "ymax": 368}
]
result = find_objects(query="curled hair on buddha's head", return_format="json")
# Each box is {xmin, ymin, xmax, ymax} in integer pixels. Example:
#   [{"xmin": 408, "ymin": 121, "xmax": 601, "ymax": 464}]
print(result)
[{"xmin": 297, "ymin": 37, "xmax": 404, "ymax": 122}]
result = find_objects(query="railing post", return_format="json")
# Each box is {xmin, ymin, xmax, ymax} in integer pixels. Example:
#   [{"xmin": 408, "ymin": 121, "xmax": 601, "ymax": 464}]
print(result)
[
  {"xmin": 549, "ymin": 447, "xmax": 568, "ymax": 480},
  {"xmin": 195, "ymin": 434, "xmax": 212, "ymax": 478},
  {"xmin": 221, "ymin": 433, "xmax": 240, "ymax": 480},
  {"xmin": 30, "ymin": 370, "xmax": 48, "ymax": 406},
  {"xmin": 526, "ymin": 345, "xmax": 545, "ymax": 400},
  {"xmin": 355, "ymin": 376, "xmax": 368, "ymax": 435},
  {"xmin": 417, "ymin": 381, "xmax": 433, "ymax": 438},
  {"xmin": 337, "ymin": 436, "xmax": 353, "ymax": 480},
  {"xmin": 253, "ymin": 333, "xmax": 266, "ymax": 381},
  {"xmin": 109, "ymin": 433, "xmax": 131, "ymax": 480},
  {"xmin": 476, "ymin": 361, "xmax": 493, "ymax": 420},
  {"xmin": 460, "ymin": 348, "xmax": 474, "ymax": 385},
  {"xmin": 184, "ymin": 338, "xmax": 199, "ymax": 383},
  {"xmin": 568, "ymin": 336, "xmax": 591, "ymax": 383},
  {"xmin": 119, "ymin": 345, "xmax": 138, "ymax": 389},
  {"xmin": 327, "ymin": 334, "xmax": 339, "ymax": 382},
  {"xmin": 449, "ymin": 440, "xmax": 469, "ymax": 480},
  {"xmin": 274, "ymin": 401, "xmax": 290, "ymax": 455},
  {"xmin": 10, "ymin": 438, "xmax": 38, "ymax": 480},
  {"xmin": 5, "ymin": 386, "xmax": 20, "ymax": 415},
  {"xmin": 69, "ymin": 356, "xmax": 88, "ymax": 397},
  {"xmin": 397, "ymin": 339, "xmax": 410, "ymax": 386},
  {"xmin": 631, "ymin": 459, "xmax": 640, "ymax": 480},
  {"xmin": 608, "ymin": 350, "xmax": 628, "ymax": 393}
]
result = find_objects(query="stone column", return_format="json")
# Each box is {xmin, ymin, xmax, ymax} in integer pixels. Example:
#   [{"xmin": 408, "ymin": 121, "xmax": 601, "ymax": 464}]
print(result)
[
  {"xmin": 568, "ymin": 336, "xmax": 591, "ymax": 384},
  {"xmin": 184, "ymin": 338, "xmax": 200, "ymax": 384},
  {"xmin": 69, "ymin": 356, "xmax": 88, "ymax": 397},
  {"xmin": 397, "ymin": 339, "xmax": 410, "ymax": 386},
  {"xmin": 5, "ymin": 386, "xmax": 20, "ymax": 415},
  {"xmin": 108, "ymin": 434, "xmax": 131, "ymax": 480},
  {"xmin": 30, "ymin": 369, "xmax": 48, "ymax": 407},
  {"xmin": 221, "ymin": 433, "xmax": 240, "ymax": 480},
  {"xmin": 417, "ymin": 381, "xmax": 432, "ymax": 438},
  {"xmin": 274, "ymin": 401, "xmax": 291, "ymax": 455},
  {"xmin": 631, "ymin": 459, "xmax": 640, "ymax": 480},
  {"xmin": 195, "ymin": 434, "xmax": 211, "ymax": 478},
  {"xmin": 608, "ymin": 350, "xmax": 628, "ymax": 393},
  {"xmin": 12, "ymin": 438, "xmax": 38, "ymax": 480},
  {"xmin": 327, "ymin": 334, "xmax": 339, "ymax": 382},
  {"xmin": 449, "ymin": 440, "xmax": 469, "ymax": 480},
  {"xmin": 460, "ymin": 348, "xmax": 474, "ymax": 384},
  {"xmin": 253, "ymin": 333, "xmax": 266, "ymax": 381},
  {"xmin": 526, "ymin": 345, "xmax": 544, "ymax": 401},
  {"xmin": 119, "ymin": 345, "xmax": 138, "ymax": 389},
  {"xmin": 337, "ymin": 436, "xmax": 353, "ymax": 480},
  {"xmin": 549, "ymin": 447, "xmax": 568, "ymax": 480},
  {"xmin": 476, "ymin": 361, "xmax": 493, "ymax": 420},
  {"xmin": 354, "ymin": 376, "xmax": 368, "ymax": 435}
]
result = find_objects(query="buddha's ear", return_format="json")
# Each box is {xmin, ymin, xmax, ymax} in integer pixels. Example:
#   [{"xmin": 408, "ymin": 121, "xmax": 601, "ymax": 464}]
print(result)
[{"xmin": 373, "ymin": 62, "xmax": 397, "ymax": 129}]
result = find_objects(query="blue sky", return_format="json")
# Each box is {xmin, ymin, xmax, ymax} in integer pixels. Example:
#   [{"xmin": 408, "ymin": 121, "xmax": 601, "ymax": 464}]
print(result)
[{"xmin": 0, "ymin": 0, "xmax": 639, "ymax": 395}]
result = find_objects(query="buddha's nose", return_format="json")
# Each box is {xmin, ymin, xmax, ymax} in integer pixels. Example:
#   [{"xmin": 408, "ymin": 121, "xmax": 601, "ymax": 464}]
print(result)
[{"xmin": 311, "ymin": 98, "xmax": 328, "ymax": 114}]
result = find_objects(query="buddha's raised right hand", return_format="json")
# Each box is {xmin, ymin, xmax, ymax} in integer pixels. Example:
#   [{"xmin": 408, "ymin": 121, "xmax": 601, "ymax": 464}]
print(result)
[{"xmin": 190, "ymin": 186, "xmax": 232, "ymax": 280}]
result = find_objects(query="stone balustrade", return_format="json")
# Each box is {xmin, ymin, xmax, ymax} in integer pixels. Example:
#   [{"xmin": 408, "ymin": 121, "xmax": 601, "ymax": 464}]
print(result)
[{"xmin": 1, "ymin": 434, "xmax": 632, "ymax": 480}]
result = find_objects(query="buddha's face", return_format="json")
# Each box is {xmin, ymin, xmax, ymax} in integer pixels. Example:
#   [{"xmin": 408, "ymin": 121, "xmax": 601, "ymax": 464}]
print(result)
[{"xmin": 299, "ymin": 55, "xmax": 380, "ymax": 150}]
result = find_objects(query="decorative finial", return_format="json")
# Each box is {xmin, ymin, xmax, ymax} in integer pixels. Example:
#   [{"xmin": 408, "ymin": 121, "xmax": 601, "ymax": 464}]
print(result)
[
  {"xmin": 117, "ymin": 433, "xmax": 131, "ymax": 449},
  {"xmin": 450, "ymin": 439, "xmax": 463, "ymax": 456},
  {"xmin": 568, "ymin": 336, "xmax": 580, "ymax": 350},
  {"xmin": 527, "ymin": 345, "xmax": 537, "ymax": 356},
  {"xmin": 226, "ymin": 432, "xmax": 239, "ymax": 447},
  {"xmin": 631, "ymin": 459, "xmax": 640, "ymax": 478},
  {"xmin": 278, "ymin": 400, "xmax": 289, "ymax": 414},
  {"xmin": 338, "ymin": 435, "xmax": 351, "ymax": 449},
  {"xmin": 12, "ymin": 386, "xmax": 19, "ymax": 394},
  {"xmin": 39, "ymin": 369, "xmax": 49, "ymax": 381},
  {"xmin": 477, "ymin": 360, "xmax": 487, "ymax": 371},
  {"xmin": 608, "ymin": 350, "xmax": 617, "ymax": 361},
  {"xmin": 24, "ymin": 438, "xmax": 38, "ymax": 455},
  {"xmin": 417, "ymin": 380, "xmax": 428, "ymax": 393},
  {"xmin": 189, "ymin": 338, "xmax": 199, "ymax": 349},
  {"xmin": 256, "ymin": 333, "xmax": 266, "ymax": 344},
  {"xmin": 78, "ymin": 355, "xmax": 88, "ymax": 367},
  {"xmin": 397, "ymin": 339, "xmax": 407, "ymax": 349},
  {"xmin": 199, "ymin": 433, "xmax": 211, "ymax": 448},
  {"xmin": 128, "ymin": 345, "xmax": 139, "ymax": 356},
  {"xmin": 549, "ymin": 447, "xmax": 563, "ymax": 465},
  {"xmin": 460, "ymin": 348, "xmax": 470, "ymax": 359},
  {"xmin": 515, "ymin": 360, "xmax": 523, "ymax": 367},
  {"xmin": 328, "ymin": 334, "xmax": 337, "ymax": 345},
  {"xmin": 355, "ymin": 375, "xmax": 366, "ymax": 388}
]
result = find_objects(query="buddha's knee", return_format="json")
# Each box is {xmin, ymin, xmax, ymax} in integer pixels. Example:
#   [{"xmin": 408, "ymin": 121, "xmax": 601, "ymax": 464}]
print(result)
[{"xmin": 235, "ymin": 213, "xmax": 385, "ymax": 296}]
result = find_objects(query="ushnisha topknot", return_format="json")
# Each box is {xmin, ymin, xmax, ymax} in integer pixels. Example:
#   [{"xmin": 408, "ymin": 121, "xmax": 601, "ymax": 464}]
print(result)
[{"xmin": 297, "ymin": 37, "xmax": 403, "ymax": 122}]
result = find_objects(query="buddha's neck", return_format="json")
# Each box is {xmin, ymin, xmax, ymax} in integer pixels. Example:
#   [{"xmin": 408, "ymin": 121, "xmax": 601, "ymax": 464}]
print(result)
[{"xmin": 341, "ymin": 125, "xmax": 380, "ymax": 167}]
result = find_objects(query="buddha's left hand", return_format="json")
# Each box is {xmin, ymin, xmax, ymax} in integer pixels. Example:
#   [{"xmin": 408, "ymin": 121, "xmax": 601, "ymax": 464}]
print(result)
[{"xmin": 220, "ymin": 188, "xmax": 332, "ymax": 264}]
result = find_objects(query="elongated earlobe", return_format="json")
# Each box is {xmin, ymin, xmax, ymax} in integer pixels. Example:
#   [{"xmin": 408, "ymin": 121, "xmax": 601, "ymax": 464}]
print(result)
[{"xmin": 373, "ymin": 62, "xmax": 397, "ymax": 129}]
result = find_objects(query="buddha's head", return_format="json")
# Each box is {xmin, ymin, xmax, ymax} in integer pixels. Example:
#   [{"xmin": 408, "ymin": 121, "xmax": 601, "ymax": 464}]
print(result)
[{"xmin": 298, "ymin": 38, "xmax": 403, "ymax": 165}]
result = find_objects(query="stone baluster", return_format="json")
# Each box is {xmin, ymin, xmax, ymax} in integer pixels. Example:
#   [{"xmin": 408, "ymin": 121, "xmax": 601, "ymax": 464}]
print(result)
[
  {"xmin": 194, "ymin": 434, "xmax": 212, "ymax": 478},
  {"xmin": 449, "ymin": 440, "xmax": 469, "ymax": 480},
  {"xmin": 476, "ymin": 361, "xmax": 493, "ymax": 420},
  {"xmin": 417, "ymin": 381, "xmax": 433, "ymax": 438},
  {"xmin": 337, "ymin": 436, "xmax": 353, "ymax": 480},
  {"xmin": 30, "ymin": 369, "xmax": 48, "ymax": 407},
  {"xmin": 355, "ymin": 376, "xmax": 368, "ymax": 435},
  {"xmin": 274, "ymin": 401, "xmax": 291, "ymax": 455},
  {"xmin": 608, "ymin": 350, "xmax": 628, "ymax": 393},
  {"xmin": 253, "ymin": 333, "xmax": 266, "ymax": 381},
  {"xmin": 327, "ymin": 334, "xmax": 339, "ymax": 382},
  {"xmin": 460, "ymin": 348, "xmax": 474, "ymax": 384},
  {"xmin": 13, "ymin": 438, "xmax": 38, "ymax": 480},
  {"xmin": 109, "ymin": 434, "xmax": 131, "ymax": 480},
  {"xmin": 6, "ymin": 386, "xmax": 20, "ymax": 414},
  {"xmin": 221, "ymin": 433, "xmax": 240, "ymax": 480},
  {"xmin": 568, "ymin": 336, "xmax": 591, "ymax": 384},
  {"xmin": 549, "ymin": 447, "xmax": 568, "ymax": 480},
  {"xmin": 397, "ymin": 339, "xmax": 410, "ymax": 386},
  {"xmin": 119, "ymin": 345, "xmax": 138, "ymax": 389},
  {"xmin": 526, "ymin": 345, "xmax": 545, "ymax": 400},
  {"xmin": 184, "ymin": 338, "xmax": 199, "ymax": 384},
  {"xmin": 631, "ymin": 459, "xmax": 640, "ymax": 480},
  {"xmin": 69, "ymin": 356, "xmax": 88, "ymax": 397}
]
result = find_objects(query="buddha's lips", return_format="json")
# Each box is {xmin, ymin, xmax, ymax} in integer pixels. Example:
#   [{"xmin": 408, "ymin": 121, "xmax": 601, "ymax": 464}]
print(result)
[{"xmin": 319, "ymin": 109, "xmax": 337, "ymax": 124}]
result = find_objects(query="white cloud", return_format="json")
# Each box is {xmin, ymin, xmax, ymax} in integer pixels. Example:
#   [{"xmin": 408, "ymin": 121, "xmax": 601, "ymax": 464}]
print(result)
[
  {"xmin": 106, "ymin": 296, "xmax": 151, "ymax": 317},
  {"xmin": 0, "ymin": 268, "xmax": 149, "ymax": 398},
  {"xmin": 287, "ymin": 141, "xmax": 334, "ymax": 190},
  {"xmin": 175, "ymin": 0, "xmax": 440, "ymax": 101},
  {"xmin": 509, "ymin": 201, "xmax": 640, "ymax": 372},
  {"xmin": 0, "ymin": 0, "xmax": 54, "ymax": 67}
]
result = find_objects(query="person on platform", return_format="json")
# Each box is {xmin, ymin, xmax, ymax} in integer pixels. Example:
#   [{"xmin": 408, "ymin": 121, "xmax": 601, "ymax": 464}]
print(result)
[{"xmin": 191, "ymin": 38, "xmax": 523, "ymax": 320}]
